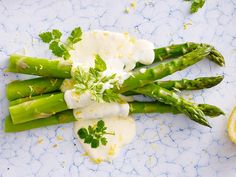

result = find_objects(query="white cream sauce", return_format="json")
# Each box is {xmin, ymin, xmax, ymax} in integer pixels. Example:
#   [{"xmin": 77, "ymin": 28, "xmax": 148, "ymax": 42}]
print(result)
[
  {"xmin": 74, "ymin": 116, "xmax": 136, "ymax": 163},
  {"xmin": 69, "ymin": 30, "xmax": 154, "ymax": 72},
  {"xmin": 63, "ymin": 30, "xmax": 155, "ymax": 162},
  {"xmin": 73, "ymin": 101, "xmax": 129, "ymax": 119}
]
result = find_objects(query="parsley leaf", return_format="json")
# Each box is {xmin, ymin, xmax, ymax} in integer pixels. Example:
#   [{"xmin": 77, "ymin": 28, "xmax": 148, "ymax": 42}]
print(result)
[
  {"xmin": 52, "ymin": 29, "xmax": 62, "ymax": 39},
  {"xmin": 39, "ymin": 32, "xmax": 53, "ymax": 43},
  {"xmin": 39, "ymin": 27, "xmax": 83, "ymax": 60},
  {"xmin": 184, "ymin": 0, "xmax": 206, "ymax": 13},
  {"xmin": 95, "ymin": 54, "xmax": 107, "ymax": 72},
  {"xmin": 67, "ymin": 27, "xmax": 82, "ymax": 44},
  {"xmin": 49, "ymin": 41, "xmax": 65, "ymax": 57},
  {"xmin": 190, "ymin": 0, "xmax": 205, "ymax": 13},
  {"xmin": 78, "ymin": 120, "xmax": 115, "ymax": 148}
]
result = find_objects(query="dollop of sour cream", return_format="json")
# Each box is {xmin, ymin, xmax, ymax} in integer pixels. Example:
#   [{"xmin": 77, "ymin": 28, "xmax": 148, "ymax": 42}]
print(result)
[
  {"xmin": 63, "ymin": 30, "xmax": 155, "ymax": 162},
  {"xmin": 74, "ymin": 116, "xmax": 136, "ymax": 163}
]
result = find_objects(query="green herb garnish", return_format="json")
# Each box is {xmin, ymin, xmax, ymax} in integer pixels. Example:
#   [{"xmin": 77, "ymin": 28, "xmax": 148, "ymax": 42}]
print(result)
[
  {"xmin": 74, "ymin": 54, "xmax": 121, "ymax": 103},
  {"xmin": 39, "ymin": 27, "xmax": 82, "ymax": 60},
  {"xmin": 78, "ymin": 120, "xmax": 115, "ymax": 148},
  {"xmin": 185, "ymin": 0, "xmax": 206, "ymax": 13}
]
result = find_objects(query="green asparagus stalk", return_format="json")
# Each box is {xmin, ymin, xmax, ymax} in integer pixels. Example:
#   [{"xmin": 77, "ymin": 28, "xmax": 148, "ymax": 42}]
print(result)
[
  {"xmin": 5, "ymin": 110, "xmax": 76, "ymax": 133},
  {"xmin": 124, "ymin": 76, "xmax": 224, "ymax": 95},
  {"xmin": 6, "ymin": 75, "xmax": 224, "ymax": 100},
  {"xmin": 7, "ymin": 55, "xmax": 72, "ymax": 78},
  {"xmin": 5, "ymin": 101, "xmax": 224, "ymax": 132},
  {"xmin": 9, "ymin": 93, "xmax": 60, "ymax": 106},
  {"xmin": 134, "ymin": 84, "xmax": 211, "ymax": 127},
  {"xmin": 9, "ymin": 93, "xmax": 225, "ymax": 117},
  {"xmin": 135, "ymin": 42, "xmax": 224, "ymax": 68},
  {"xmin": 119, "ymin": 46, "xmax": 212, "ymax": 93},
  {"xmin": 6, "ymin": 77, "xmax": 63, "ymax": 101},
  {"xmin": 9, "ymin": 89, "xmax": 224, "ymax": 126},
  {"xmin": 6, "ymin": 43, "xmax": 224, "ymax": 78},
  {"xmin": 9, "ymin": 93, "xmax": 68, "ymax": 124},
  {"xmin": 198, "ymin": 104, "xmax": 225, "ymax": 117}
]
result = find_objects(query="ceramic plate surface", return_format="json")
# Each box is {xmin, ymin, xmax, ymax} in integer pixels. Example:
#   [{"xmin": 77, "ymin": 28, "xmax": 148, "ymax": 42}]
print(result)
[{"xmin": 0, "ymin": 0, "xmax": 236, "ymax": 177}]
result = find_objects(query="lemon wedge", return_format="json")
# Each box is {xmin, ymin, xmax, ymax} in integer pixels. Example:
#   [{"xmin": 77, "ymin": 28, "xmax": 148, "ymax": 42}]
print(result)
[{"xmin": 227, "ymin": 107, "xmax": 236, "ymax": 144}]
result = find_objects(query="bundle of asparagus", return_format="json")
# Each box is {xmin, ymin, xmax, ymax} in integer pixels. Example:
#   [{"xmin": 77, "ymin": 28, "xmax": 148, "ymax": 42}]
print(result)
[{"xmin": 4, "ymin": 30, "xmax": 225, "ymax": 132}]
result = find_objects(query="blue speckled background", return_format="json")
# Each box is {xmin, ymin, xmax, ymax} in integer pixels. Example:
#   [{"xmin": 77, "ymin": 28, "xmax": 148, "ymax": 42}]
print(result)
[{"xmin": 0, "ymin": 0, "xmax": 236, "ymax": 177}]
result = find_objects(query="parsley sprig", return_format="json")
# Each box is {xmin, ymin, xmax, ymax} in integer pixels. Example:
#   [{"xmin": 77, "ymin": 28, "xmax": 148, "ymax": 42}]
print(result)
[
  {"xmin": 39, "ymin": 27, "xmax": 82, "ymax": 60},
  {"xmin": 74, "ymin": 55, "xmax": 122, "ymax": 103},
  {"xmin": 78, "ymin": 120, "xmax": 115, "ymax": 148}
]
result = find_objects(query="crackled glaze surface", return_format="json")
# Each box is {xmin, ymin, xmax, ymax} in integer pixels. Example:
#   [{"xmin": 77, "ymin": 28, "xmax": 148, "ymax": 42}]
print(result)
[{"xmin": 0, "ymin": 0, "xmax": 236, "ymax": 177}]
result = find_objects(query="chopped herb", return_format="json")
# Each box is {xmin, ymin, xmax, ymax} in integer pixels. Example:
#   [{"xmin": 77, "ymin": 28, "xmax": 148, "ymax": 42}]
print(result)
[
  {"xmin": 78, "ymin": 120, "xmax": 115, "ymax": 148},
  {"xmin": 185, "ymin": 0, "xmax": 206, "ymax": 13},
  {"xmin": 67, "ymin": 27, "xmax": 82, "ymax": 45},
  {"xmin": 39, "ymin": 27, "xmax": 82, "ymax": 60},
  {"xmin": 95, "ymin": 54, "xmax": 107, "ymax": 72},
  {"xmin": 74, "ymin": 55, "xmax": 122, "ymax": 103},
  {"xmin": 39, "ymin": 32, "xmax": 53, "ymax": 43}
]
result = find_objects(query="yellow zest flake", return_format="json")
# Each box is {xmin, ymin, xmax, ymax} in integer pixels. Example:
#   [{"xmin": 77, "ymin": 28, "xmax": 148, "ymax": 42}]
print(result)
[
  {"xmin": 37, "ymin": 138, "xmax": 44, "ymax": 144},
  {"xmin": 103, "ymin": 32, "xmax": 109, "ymax": 36},
  {"xmin": 124, "ymin": 0, "xmax": 137, "ymax": 14},
  {"xmin": 75, "ymin": 110, "xmax": 81, "ymax": 116},
  {"xmin": 129, "ymin": 37, "xmax": 136, "ymax": 44},
  {"xmin": 90, "ymin": 158, "xmax": 102, "ymax": 164},
  {"xmin": 124, "ymin": 7, "xmax": 130, "ymax": 14},
  {"xmin": 150, "ymin": 143, "xmax": 158, "ymax": 150},
  {"xmin": 104, "ymin": 50, "xmax": 110, "ymax": 56},
  {"xmin": 130, "ymin": 0, "xmax": 137, "ymax": 9},
  {"xmin": 82, "ymin": 152, "xmax": 89, "ymax": 156},
  {"xmin": 118, "ymin": 135, "xmax": 123, "ymax": 142},
  {"xmin": 35, "ymin": 66, "xmax": 38, "ymax": 71},
  {"xmin": 183, "ymin": 21, "xmax": 193, "ymax": 30},
  {"xmin": 117, "ymin": 44, "xmax": 124, "ymax": 50},
  {"xmin": 123, "ymin": 32, "xmax": 129, "ymax": 38},
  {"xmin": 128, "ymin": 53, "xmax": 133, "ymax": 59},
  {"xmin": 39, "ymin": 64, "xmax": 43, "ymax": 70},
  {"xmin": 28, "ymin": 85, "xmax": 34, "ymax": 93},
  {"xmin": 17, "ymin": 59, "xmax": 29, "ymax": 69},
  {"xmin": 35, "ymin": 112, "xmax": 52, "ymax": 118},
  {"xmin": 56, "ymin": 135, "xmax": 64, "ymax": 141},
  {"xmin": 118, "ymin": 54, "xmax": 124, "ymax": 58},
  {"xmin": 108, "ymin": 145, "xmax": 117, "ymax": 156},
  {"xmin": 92, "ymin": 31, "xmax": 97, "ymax": 37},
  {"xmin": 50, "ymin": 79, "xmax": 58, "ymax": 86}
]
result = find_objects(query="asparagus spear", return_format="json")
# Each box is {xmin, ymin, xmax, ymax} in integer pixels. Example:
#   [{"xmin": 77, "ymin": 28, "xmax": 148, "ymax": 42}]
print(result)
[
  {"xmin": 9, "ymin": 93, "xmax": 68, "ymax": 124},
  {"xmin": 7, "ymin": 54, "xmax": 72, "ymax": 78},
  {"xmin": 5, "ymin": 110, "xmax": 76, "ymax": 133},
  {"xmin": 6, "ymin": 75, "xmax": 223, "ymax": 100},
  {"xmin": 5, "ymin": 100, "xmax": 224, "ymax": 132},
  {"xmin": 9, "ymin": 88, "xmax": 224, "ymax": 126},
  {"xmin": 135, "ymin": 42, "xmax": 224, "ymax": 68},
  {"xmin": 134, "ymin": 84, "xmax": 211, "ymax": 127},
  {"xmin": 119, "ymin": 46, "xmax": 212, "ymax": 93},
  {"xmin": 124, "ymin": 76, "xmax": 224, "ymax": 95},
  {"xmin": 6, "ymin": 77, "xmax": 63, "ymax": 101},
  {"xmin": 6, "ymin": 43, "xmax": 224, "ymax": 77},
  {"xmin": 9, "ymin": 93, "xmax": 225, "ymax": 117},
  {"xmin": 198, "ymin": 104, "xmax": 225, "ymax": 117},
  {"xmin": 9, "ymin": 93, "xmax": 60, "ymax": 106}
]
